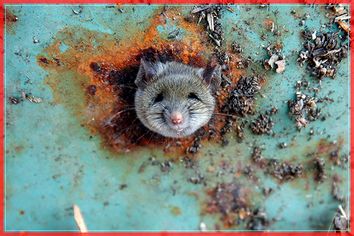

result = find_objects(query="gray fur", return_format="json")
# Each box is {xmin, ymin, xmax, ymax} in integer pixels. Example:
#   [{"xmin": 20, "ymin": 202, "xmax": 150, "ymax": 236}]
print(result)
[{"xmin": 134, "ymin": 59, "xmax": 220, "ymax": 138}]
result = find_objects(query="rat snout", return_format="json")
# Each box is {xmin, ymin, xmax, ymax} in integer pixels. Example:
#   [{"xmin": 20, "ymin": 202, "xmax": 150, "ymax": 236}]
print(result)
[
  {"xmin": 164, "ymin": 107, "xmax": 189, "ymax": 133},
  {"xmin": 171, "ymin": 111, "xmax": 183, "ymax": 125}
]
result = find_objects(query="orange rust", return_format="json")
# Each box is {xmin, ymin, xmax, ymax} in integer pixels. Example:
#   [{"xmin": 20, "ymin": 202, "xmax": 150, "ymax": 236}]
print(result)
[{"xmin": 37, "ymin": 6, "xmax": 245, "ymax": 155}]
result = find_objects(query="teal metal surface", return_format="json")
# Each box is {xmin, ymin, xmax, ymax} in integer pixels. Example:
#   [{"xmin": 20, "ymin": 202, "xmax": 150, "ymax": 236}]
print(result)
[{"xmin": 5, "ymin": 4, "xmax": 350, "ymax": 231}]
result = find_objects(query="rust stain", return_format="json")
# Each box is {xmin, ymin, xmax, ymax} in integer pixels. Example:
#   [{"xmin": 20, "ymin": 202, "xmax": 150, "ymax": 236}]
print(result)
[
  {"xmin": 170, "ymin": 206, "xmax": 182, "ymax": 216},
  {"xmin": 14, "ymin": 145, "xmax": 24, "ymax": 153},
  {"xmin": 37, "ymin": 7, "xmax": 245, "ymax": 155},
  {"xmin": 316, "ymin": 137, "xmax": 344, "ymax": 155},
  {"xmin": 203, "ymin": 183, "xmax": 254, "ymax": 228},
  {"xmin": 5, "ymin": 9, "xmax": 18, "ymax": 34},
  {"xmin": 263, "ymin": 18, "xmax": 274, "ymax": 31}
]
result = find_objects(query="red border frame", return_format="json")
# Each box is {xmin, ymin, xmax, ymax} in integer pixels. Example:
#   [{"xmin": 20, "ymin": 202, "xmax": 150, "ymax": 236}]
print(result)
[{"xmin": 0, "ymin": 0, "xmax": 353, "ymax": 235}]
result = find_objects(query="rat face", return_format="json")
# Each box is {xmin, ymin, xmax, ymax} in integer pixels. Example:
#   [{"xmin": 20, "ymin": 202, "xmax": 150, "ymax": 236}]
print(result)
[{"xmin": 134, "ymin": 59, "xmax": 220, "ymax": 138}]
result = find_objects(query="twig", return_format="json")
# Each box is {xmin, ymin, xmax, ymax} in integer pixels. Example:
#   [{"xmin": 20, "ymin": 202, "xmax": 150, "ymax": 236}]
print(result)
[
  {"xmin": 73, "ymin": 204, "xmax": 88, "ymax": 233},
  {"xmin": 337, "ymin": 20, "xmax": 350, "ymax": 34},
  {"xmin": 338, "ymin": 205, "xmax": 347, "ymax": 220}
]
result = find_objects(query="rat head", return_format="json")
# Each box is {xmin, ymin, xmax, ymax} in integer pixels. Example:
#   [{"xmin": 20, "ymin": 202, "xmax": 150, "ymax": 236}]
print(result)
[{"xmin": 134, "ymin": 58, "xmax": 221, "ymax": 138}]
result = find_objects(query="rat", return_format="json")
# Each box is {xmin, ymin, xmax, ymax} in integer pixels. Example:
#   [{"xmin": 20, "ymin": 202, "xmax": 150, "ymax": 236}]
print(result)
[{"xmin": 134, "ymin": 58, "xmax": 221, "ymax": 138}]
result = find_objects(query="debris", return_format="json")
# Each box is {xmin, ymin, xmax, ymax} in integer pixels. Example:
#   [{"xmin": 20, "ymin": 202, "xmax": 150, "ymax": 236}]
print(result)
[
  {"xmin": 262, "ymin": 187, "xmax": 273, "ymax": 197},
  {"xmin": 264, "ymin": 19, "xmax": 275, "ymax": 32},
  {"xmin": 231, "ymin": 42, "xmax": 242, "ymax": 54},
  {"xmin": 334, "ymin": 15, "xmax": 350, "ymax": 22},
  {"xmin": 72, "ymin": 6, "xmax": 83, "ymax": 15},
  {"xmin": 329, "ymin": 149, "xmax": 347, "ymax": 166},
  {"xmin": 275, "ymin": 59, "xmax": 286, "ymax": 73},
  {"xmin": 208, "ymin": 33, "xmax": 221, "ymax": 47},
  {"xmin": 246, "ymin": 208, "xmax": 269, "ymax": 230},
  {"xmin": 21, "ymin": 91, "xmax": 42, "ymax": 103},
  {"xmin": 264, "ymin": 53, "xmax": 286, "ymax": 73},
  {"xmin": 243, "ymin": 165, "xmax": 254, "ymax": 178},
  {"xmin": 251, "ymin": 146, "xmax": 264, "ymax": 163},
  {"xmin": 119, "ymin": 184, "xmax": 128, "ymax": 190},
  {"xmin": 8, "ymin": 96, "xmax": 21, "ymax": 105},
  {"xmin": 267, "ymin": 160, "xmax": 303, "ymax": 181},
  {"xmin": 167, "ymin": 29, "xmax": 180, "ymax": 40},
  {"xmin": 186, "ymin": 136, "xmax": 202, "ymax": 154},
  {"xmin": 331, "ymin": 5, "xmax": 346, "ymax": 15},
  {"xmin": 222, "ymin": 76, "xmax": 261, "ymax": 117},
  {"xmin": 250, "ymin": 146, "xmax": 303, "ymax": 182},
  {"xmin": 313, "ymin": 157, "xmax": 326, "ymax": 182},
  {"xmin": 182, "ymin": 156, "xmax": 197, "ymax": 169},
  {"xmin": 332, "ymin": 205, "xmax": 348, "ymax": 231},
  {"xmin": 191, "ymin": 5, "xmax": 224, "ymax": 47},
  {"xmin": 205, "ymin": 183, "xmax": 251, "ymax": 227},
  {"xmin": 199, "ymin": 222, "xmax": 207, "ymax": 231},
  {"xmin": 25, "ymin": 95, "xmax": 42, "ymax": 103},
  {"xmin": 309, "ymin": 129, "xmax": 314, "ymax": 135},
  {"xmin": 32, "ymin": 36, "xmax": 40, "ymax": 44},
  {"xmin": 234, "ymin": 121, "xmax": 245, "ymax": 141},
  {"xmin": 264, "ymin": 54, "xmax": 279, "ymax": 70},
  {"xmin": 332, "ymin": 175, "xmax": 344, "ymax": 201},
  {"xmin": 288, "ymin": 92, "xmax": 321, "ymax": 129},
  {"xmin": 297, "ymin": 30, "xmax": 348, "ymax": 79},
  {"xmin": 219, "ymin": 116, "xmax": 235, "ymax": 145},
  {"xmin": 226, "ymin": 6, "xmax": 234, "ymax": 13},
  {"xmin": 160, "ymin": 160, "xmax": 172, "ymax": 172},
  {"xmin": 220, "ymin": 74, "xmax": 232, "ymax": 88},
  {"xmin": 188, "ymin": 171, "xmax": 204, "ymax": 184},
  {"xmin": 207, "ymin": 12, "xmax": 214, "ymax": 31},
  {"xmin": 250, "ymin": 113, "xmax": 274, "ymax": 135},
  {"xmin": 73, "ymin": 204, "xmax": 88, "ymax": 233},
  {"xmin": 268, "ymin": 107, "xmax": 278, "ymax": 115},
  {"xmin": 329, "ymin": 5, "xmax": 350, "ymax": 34},
  {"xmin": 337, "ymin": 20, "xmax": 349, "ymax": 34},
  {"xmin": 191, "ymin": 6, "xmax": 212, "ymax": 14},
  {"xmin": 224, "ymin": 96, "xmax": 253, "ymax": 117}
]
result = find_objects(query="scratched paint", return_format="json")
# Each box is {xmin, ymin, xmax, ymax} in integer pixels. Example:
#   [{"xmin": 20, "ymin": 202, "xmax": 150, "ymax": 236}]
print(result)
[{"xmin": 5, "ymin": 5, "xmax": 349, "ymax": 231}]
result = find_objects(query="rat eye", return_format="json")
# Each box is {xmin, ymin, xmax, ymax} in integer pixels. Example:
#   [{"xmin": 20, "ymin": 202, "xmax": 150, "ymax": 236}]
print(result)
[
  {"xmin": 188, "ymin": 92, "xmax": 200, "ymax": 101},
  {"xmin": 153, "ymin": 93, "xmax": 164, "ymax": 103}
]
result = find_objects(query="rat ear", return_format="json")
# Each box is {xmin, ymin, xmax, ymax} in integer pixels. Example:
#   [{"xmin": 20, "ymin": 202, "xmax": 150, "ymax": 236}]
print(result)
[
  {"xmin": 197, "ymin": 63, "xmax": 221, "ymax": 92},
  {"xmin": 135, "ymin": 58, "xmax": 165, "ymax": 89}
]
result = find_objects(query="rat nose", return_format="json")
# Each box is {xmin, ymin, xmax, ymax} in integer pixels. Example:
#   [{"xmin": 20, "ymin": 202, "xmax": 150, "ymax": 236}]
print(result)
[{"xmin": 171, "ymin": 111, "xmax": 183, "ymax": 125}]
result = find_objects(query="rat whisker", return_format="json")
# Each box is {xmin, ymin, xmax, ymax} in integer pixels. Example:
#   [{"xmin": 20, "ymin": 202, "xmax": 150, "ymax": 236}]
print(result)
[
  {"xmin": 116, "ymin": 85, "xmax": 137, "ymax": 90},
  {"xmin": 114, "ymin": 117, "xmax": 139, "ymax": 135},
  {"xmin": 134, "ymin": 130, "xmax": 151, "ymax": 144},
  {"xmin": 144, "ymin": 131, "xmax": 158, "ymax": 145},
  {"xmin": 104, "ymin": 108, "xmax": 137, "ymax": 127},
  {"xmin": 213, "ymin": 112, "xmax": 237, "ymax": 117},
  {"xmin": 117, "ymin": 104, "xmax": 136, "ymax": 108}
]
